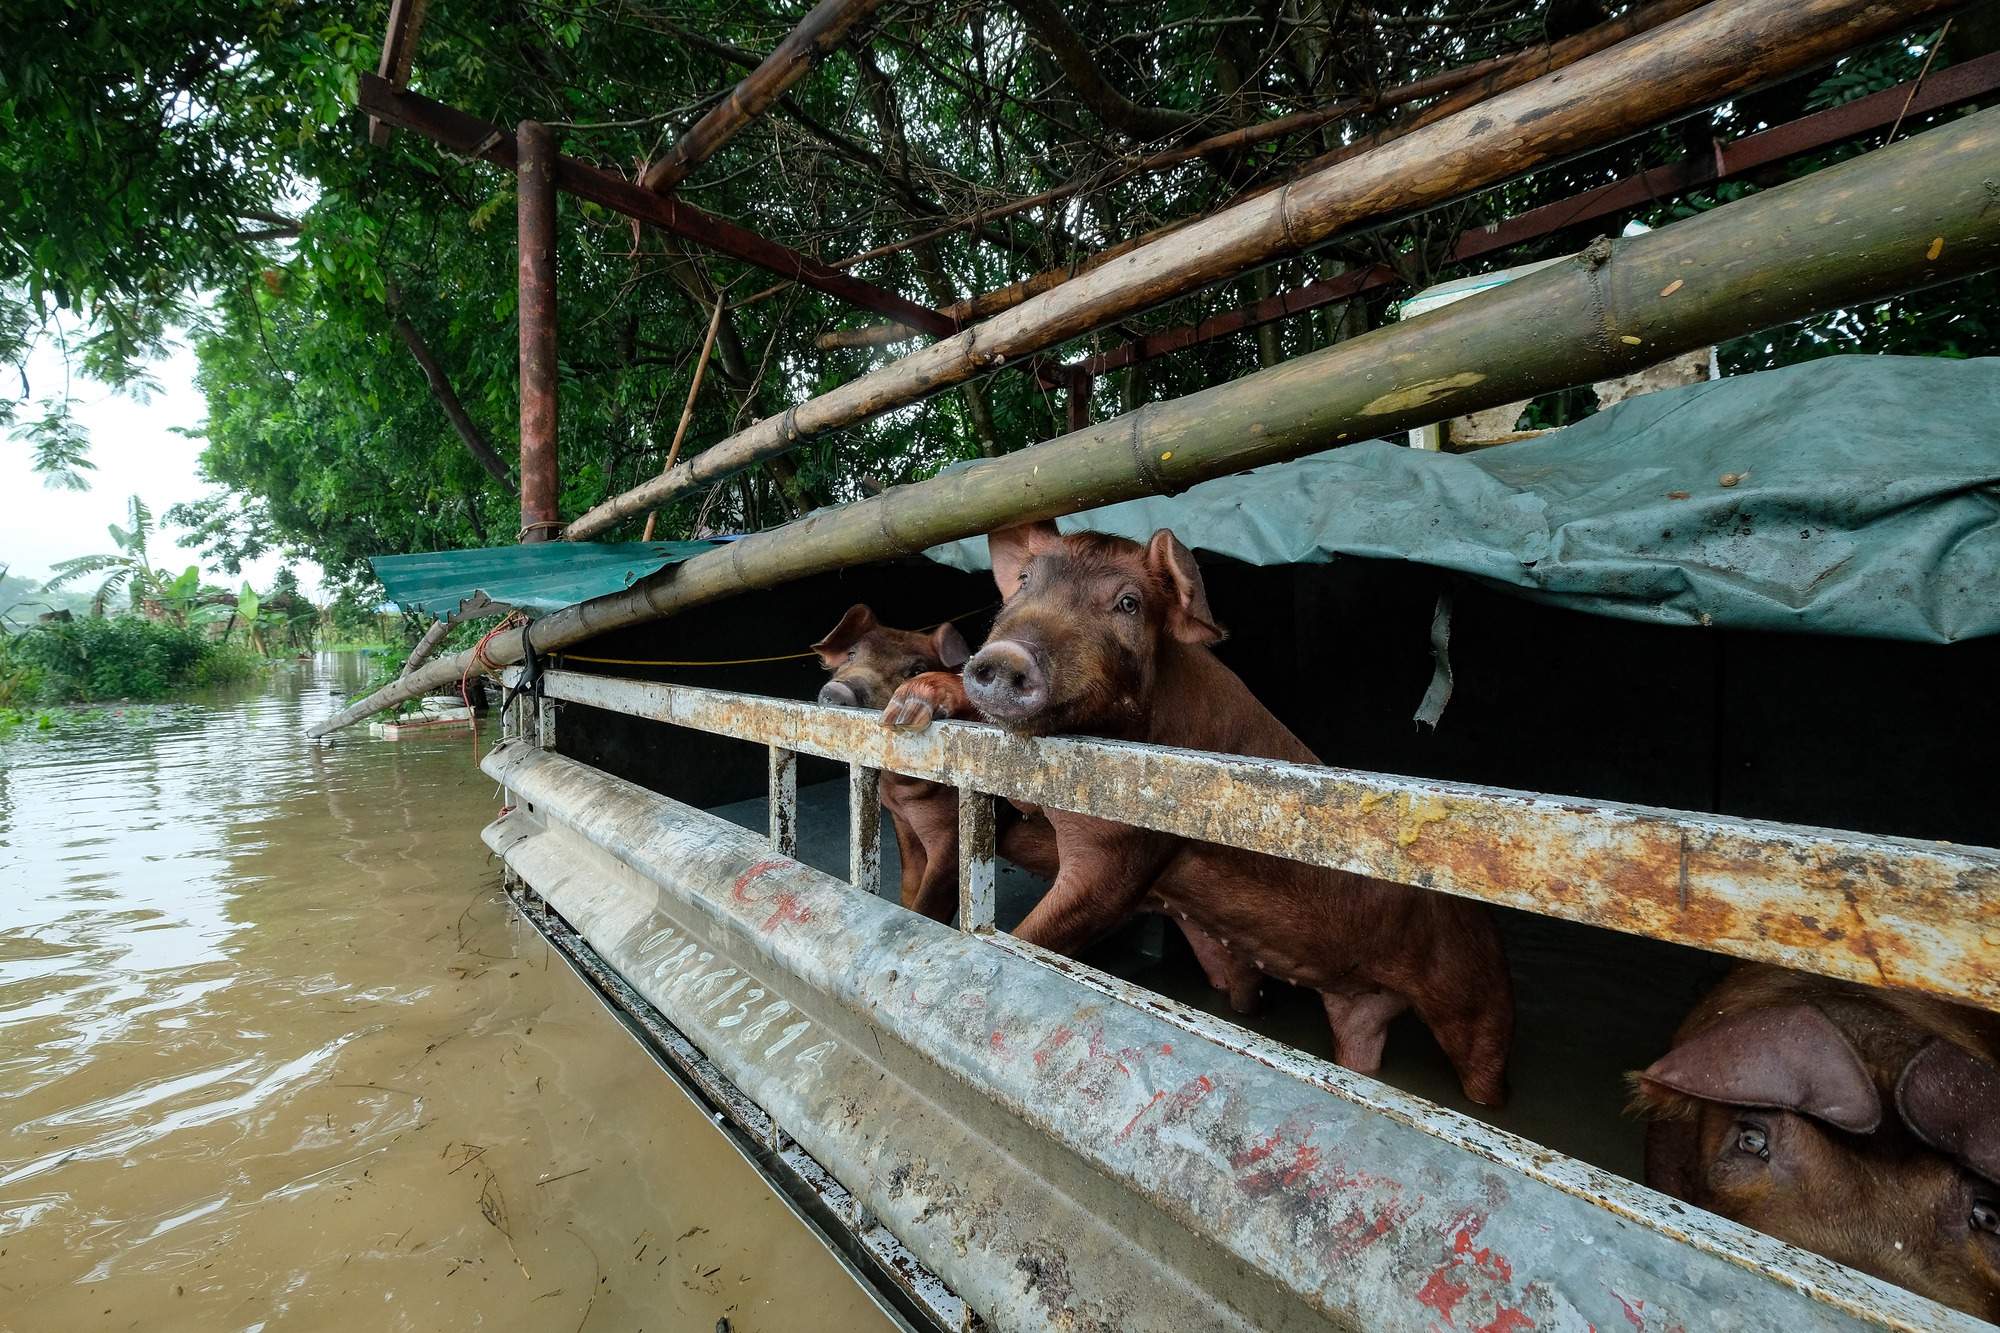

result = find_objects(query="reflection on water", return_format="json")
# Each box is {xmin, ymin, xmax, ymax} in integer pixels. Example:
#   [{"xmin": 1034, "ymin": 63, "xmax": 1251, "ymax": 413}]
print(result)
[{"xmin": 0, "ymin": 655, "xmax": 892, "ymax": 1333}]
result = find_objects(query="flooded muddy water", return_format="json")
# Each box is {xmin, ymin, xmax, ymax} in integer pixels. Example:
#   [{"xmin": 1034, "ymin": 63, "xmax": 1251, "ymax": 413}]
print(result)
[{"xmin": 0, "ymin": 655, "xmax": 895, "ymax": 1333}]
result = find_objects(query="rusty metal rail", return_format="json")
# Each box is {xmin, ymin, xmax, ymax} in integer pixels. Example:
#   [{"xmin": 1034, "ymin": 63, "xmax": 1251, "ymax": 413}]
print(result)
[
  {"xmin": 481, "ymin": 723, "xmax": 1984, "ymax": 1332},
  {"xmin": 524, "ymin": 668, "xmax": 2000, "ymax": 1014}
]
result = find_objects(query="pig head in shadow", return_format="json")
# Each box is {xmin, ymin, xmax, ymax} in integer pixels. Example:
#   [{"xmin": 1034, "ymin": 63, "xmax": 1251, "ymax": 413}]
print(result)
[{"xmin": 1635, "ymin": 963, "xmax": 2000, "ymax": 1320}]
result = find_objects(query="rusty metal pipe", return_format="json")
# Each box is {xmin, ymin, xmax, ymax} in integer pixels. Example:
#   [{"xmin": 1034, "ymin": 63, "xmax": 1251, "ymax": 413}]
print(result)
[{"xmin": 517, "ymin": 120, "xmax": 560, "ymax": 543}]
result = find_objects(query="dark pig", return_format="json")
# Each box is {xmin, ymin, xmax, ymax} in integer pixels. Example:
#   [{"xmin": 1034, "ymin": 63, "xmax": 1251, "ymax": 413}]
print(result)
[
  {"xmin": 1635, "ymin": 963, "xmax": 2000, "ymax": 1320},
  {"xmin": 888, "ymin": 522, "xmax": 1513, "ymax": 1104},
  {"xmin": 814, "ymin": 606, "xmax": 1057, "ymax": 920}
]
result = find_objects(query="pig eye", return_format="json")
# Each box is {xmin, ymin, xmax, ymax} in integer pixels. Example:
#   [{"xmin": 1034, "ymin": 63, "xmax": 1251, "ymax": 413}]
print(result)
[
  {"xmin": 905, "ymin": 664, "xmax": 925, "ymax": 678},
  {"xmin": 1115, "ymin": 593, "xmax": 1140, "ymax": 614},
  {"xmin": 1973, "ymin": 1200, "xmax": 2000, "ymax": 1234},
  {"xmin": 1733, "ymin": 1124, "xmax": 1770, "ymax": 1160}
]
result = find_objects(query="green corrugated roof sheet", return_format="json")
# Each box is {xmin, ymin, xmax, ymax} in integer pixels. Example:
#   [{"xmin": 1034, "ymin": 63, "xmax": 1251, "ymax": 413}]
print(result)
[{"xmin": 371, "ymin": 540, "xmax": 716, "ymax": 618}]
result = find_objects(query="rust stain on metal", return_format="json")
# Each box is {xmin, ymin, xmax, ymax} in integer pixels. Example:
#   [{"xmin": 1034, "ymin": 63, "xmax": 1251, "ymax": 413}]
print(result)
[{"xmin": 536, "ymin": 670, "xmax": 2000, "ymax": 1013}]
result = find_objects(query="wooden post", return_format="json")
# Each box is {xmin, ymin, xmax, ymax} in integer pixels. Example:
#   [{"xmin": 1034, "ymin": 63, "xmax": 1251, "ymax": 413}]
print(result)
[
  {"xmin": 367, "ymin": 0, "xmax": 429, "ymax": 148},
  {"xmin": 1067, "ymin": 370, "xmax": 1094, "ymax": 435},
  {"xmin": 389, "ymin": 308, "xmax": 516, "ymax": 490},
  {"xmin": 357, "ymin": 76, "xmax": 956, "ymax": 338},
  {"xmin": 517, "ymin": 120, "xmax": 560, "ymax": 543}
]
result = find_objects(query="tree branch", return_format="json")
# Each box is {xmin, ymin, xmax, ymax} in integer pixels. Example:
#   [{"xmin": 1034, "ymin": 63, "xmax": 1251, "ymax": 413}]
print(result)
[{"xmin": 1003, "ymin": 0, "xmax": 1199, "ymax": 140}]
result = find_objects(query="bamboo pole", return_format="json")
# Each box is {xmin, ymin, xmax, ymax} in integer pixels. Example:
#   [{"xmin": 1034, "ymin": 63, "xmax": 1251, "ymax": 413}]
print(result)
[
  {"xmin": 308, "ymin": 104, "xmax": 2000, "ymax": 738},
  {"xmin": 641, "ymin": 294, "xmax": 726, "ymax": 541},
  {"xmin": 561, "ymin": 0, "xmax": 1957, "ymax": 542},
  {"xmin": 399, "ymin": 617, "xmax": 452, "ymax": 679},
  {"xmin": 642, "ymin": 0, "xmax": 888, "ymax": 194},
  {"xmin": 814, "ymin": 0, "xmax": 1713, "ymax": 344}
]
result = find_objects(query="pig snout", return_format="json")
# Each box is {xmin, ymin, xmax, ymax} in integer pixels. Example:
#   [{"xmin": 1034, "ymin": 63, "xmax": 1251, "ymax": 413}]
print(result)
[
  {"xmin": 965, "ymin": 640, "xmax": 1047, "ymax": 720},
  {"xmin": 817, "ymin": 679, "xmax": 860, "ymax": 708}
]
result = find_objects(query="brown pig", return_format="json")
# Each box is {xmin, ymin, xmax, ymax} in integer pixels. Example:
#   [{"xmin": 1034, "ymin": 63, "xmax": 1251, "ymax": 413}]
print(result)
[
  {"xmin": 887, "ymin": 522, "xmax": 1514, "ymax": 1104},
  {"xmin": 1635, "ymin": 963, "xmax": 2000, "ymax": 1320},
  {"xmin": 813, "ymin": 605, "xmax": 1057, "ymax": 920}
]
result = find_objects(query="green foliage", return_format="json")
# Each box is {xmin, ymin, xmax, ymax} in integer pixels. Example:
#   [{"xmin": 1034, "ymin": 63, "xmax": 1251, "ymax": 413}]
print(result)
[
  {"xmin": 7, "ymin": 1, "xmax": 1997, "ymax": 570},
  {"xmin": 18, "ymin": 397, "xmax": 95, "ymax": 490},
  {"xmin": 4, "ymin": 613, "xmax": 260, "ymax": 704}
]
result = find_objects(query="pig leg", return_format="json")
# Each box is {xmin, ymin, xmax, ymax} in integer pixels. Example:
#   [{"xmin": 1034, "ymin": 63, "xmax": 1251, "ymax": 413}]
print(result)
[
  {"xmin": 1407, "ymin": 983, "xmax": 1512, "ymax": 1107},
  {"xmin": 1400, "ymin": 905, "xmax": 1514, "ymax": 1107},
  {"xmin": 907, "ymin": 834, "xmax": 961, "ymax": 922},
  {"xmin": 1175, "ymin": 918, "xmax": 1265, "ymax": 1015},
  {"xmin": 997, "ymin": 808, "xmax": 1059, "ymax": 880},
  {"xmin": 882, "ymin": 671, "xmax": 973, "ymax": 730},
  {"xmin": 888, "ymin": 809, "xmax": 928, "ymax": 910},
  {"xmin": 903, "ymin": 790, "xmax": 964, "ymax": 925},
  {"xmin": 1010, "ymin": 813, "xmax": 1178, "ymax": 957},
  {"xmin": 1318, "ymin": 988, "xmax": 1412, "ymax": 1073}
]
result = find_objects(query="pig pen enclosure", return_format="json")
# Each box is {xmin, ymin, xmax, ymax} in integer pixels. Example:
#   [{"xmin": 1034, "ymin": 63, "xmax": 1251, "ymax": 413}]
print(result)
[{"xmin": 322, "ymin": 1, "xmax": 2000, "ymax": 1329}]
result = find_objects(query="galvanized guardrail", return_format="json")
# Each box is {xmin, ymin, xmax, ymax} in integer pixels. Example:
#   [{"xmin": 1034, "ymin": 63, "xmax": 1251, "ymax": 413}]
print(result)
[{"xmin": 479, "ymin": 667, "xmax": 1996, "ymax": 1332}]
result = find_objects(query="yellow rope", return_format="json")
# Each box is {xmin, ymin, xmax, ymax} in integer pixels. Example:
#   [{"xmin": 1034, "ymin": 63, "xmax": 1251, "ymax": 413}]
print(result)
[
  {"xmin": 553, "ymin": 603, "xmax": 997, "ymax": 670},
  {"xmin": 561, "ymin": 649, "xmax": 819, "ymax": 666}
]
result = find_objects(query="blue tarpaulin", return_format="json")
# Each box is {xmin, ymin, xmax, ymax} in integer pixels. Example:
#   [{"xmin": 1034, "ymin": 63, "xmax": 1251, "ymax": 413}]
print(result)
[
  {"xmin": 928, "ymin": 356, "xmax": 2000, "ymax": 642},
  {"xmin": 371, "ymin": 540, "xmax": 717, "ymax": 618}
]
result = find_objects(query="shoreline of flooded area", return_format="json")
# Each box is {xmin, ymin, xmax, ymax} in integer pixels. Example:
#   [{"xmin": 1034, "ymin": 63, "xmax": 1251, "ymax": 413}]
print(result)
[{"xmin": 0, "ymin": 653, "xmax": 895, "ymax": 1333}]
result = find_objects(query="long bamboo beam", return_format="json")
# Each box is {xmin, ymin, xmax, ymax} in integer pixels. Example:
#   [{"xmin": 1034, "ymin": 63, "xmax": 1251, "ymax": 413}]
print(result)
[
  {"xmin": 816, "ymin": 0, "xmax": 1715, "ymax": 347},
  {"xmin": 310, "ymin": 104, "xmax": 2000, "ymax": 737},
  {"xmin": 642, "ymin": 0, "xmax": 888, "ymax": 193},
  {"xmin": 356, "ymin": 74, "xmax": 957, "ymax": 338},
  {"xmin": 559, "ymin": 0, "xmax": 1958, "ymax": 542},
  {"xmin": 1085, "ymin": 46, "xmax": 2000, "ymax": 377}
]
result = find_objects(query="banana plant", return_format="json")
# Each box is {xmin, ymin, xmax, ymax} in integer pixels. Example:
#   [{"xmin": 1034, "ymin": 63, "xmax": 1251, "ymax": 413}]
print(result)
[
  {"xmin": 233, "ymin": 581, "xmax": 266, "ymax": 655},
  {"xmin": 43, "ymin": 495, "xmax": 164, "ymax": 616}
]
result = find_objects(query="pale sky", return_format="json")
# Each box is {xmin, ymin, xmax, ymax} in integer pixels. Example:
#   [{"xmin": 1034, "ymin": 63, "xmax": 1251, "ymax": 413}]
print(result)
[{"xmin": 4, "ymin": 325, "xmax": 323, "ymax": 597}]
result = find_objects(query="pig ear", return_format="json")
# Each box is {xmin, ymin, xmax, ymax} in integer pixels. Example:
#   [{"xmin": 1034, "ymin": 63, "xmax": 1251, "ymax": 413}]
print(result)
[
  {"xmin": 1144, "ymin": 529, "xmax": 1224, "ymax": 645},
  {"xmin": 1895, "ymin": 1038, "xmax": 2000, "ymax": 1184},
  {"xmin": 812, "ymin": 604, "xmax": 876, "ymax": 667},
  {"xmin": 987, "ymin": 520, "xmax": 1062, "ymax": 599},
  {"xmin": 930, "ymin": 622, "xmax": 970, "ymax": 670},
  {"xmin": 1638, "ymin": 1005, "xmax": 1882, "ymax": 1134}
]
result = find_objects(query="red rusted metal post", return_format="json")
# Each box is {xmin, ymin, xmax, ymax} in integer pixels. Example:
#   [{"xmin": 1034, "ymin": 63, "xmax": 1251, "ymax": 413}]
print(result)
[
  {"xmin": 517, "ymin": 120, "xmax": 560, "ymax": 543},
  {"xmin": 1066, "ymin": 370, "xmax": 1094, "ymax": 434}
]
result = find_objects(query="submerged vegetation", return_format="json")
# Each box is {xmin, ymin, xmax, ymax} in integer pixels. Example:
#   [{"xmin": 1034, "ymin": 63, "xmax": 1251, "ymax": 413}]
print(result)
[
  {"xmin": 0, "ymin": 499, "xmax": 321, "ymax": 707},
  {"xmin": 1, "ymin": 615, "xmax": 263, "ymax": 707}
]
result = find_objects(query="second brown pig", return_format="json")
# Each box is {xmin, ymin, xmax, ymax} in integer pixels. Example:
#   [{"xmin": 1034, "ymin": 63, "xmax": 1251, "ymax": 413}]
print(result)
[
  {"xmin": 887, "ymin": 522, "xmax": 1514, "ymax": 1104},
  {"xmin": 1635, "ymin": 963, "xmax": 2000, "ymax": 1320},
  {"xmin": 813, "ymin": 605, "xmax": 1056, "ymax": 920}
]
